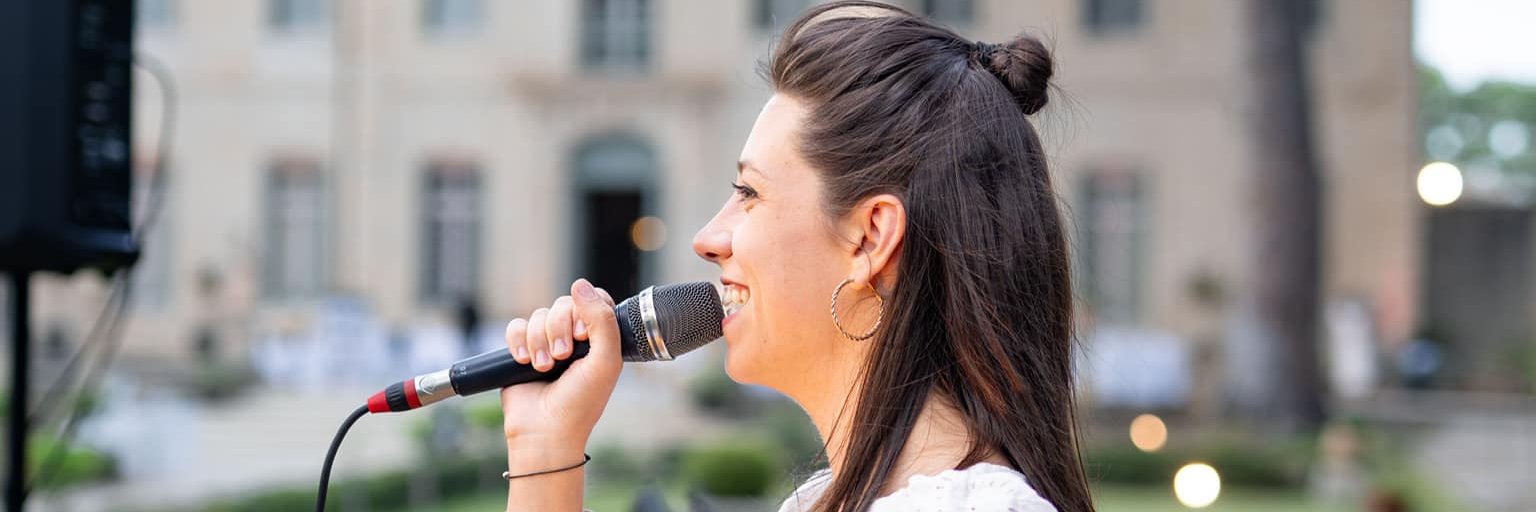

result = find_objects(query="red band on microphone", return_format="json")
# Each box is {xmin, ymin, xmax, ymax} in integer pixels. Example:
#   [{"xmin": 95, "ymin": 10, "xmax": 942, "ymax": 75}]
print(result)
[
  {"xmin": 404, "ymin": 377, "xmax": 422, "ymax": 409},
  {"xmin": 366, "ymin": 390, "xmax": 390, "ymax": 414}
]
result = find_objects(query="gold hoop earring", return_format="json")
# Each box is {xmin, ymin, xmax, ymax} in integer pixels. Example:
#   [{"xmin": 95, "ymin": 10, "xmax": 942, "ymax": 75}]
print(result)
[{"xmin": 830, "ymin": 278, "xmax": 884, "ymax": 341}]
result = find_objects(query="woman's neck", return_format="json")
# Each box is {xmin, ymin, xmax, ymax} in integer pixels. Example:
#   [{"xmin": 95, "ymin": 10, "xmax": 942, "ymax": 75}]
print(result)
[{"xmin": 802, "ymin": 388, "xmax": 1007, "ymax": 496}]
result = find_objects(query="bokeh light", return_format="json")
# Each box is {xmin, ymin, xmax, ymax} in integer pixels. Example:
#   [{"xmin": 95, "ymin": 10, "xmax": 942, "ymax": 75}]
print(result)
[
  {"xmin": 1173, "ymin": 463, "xmax": 1222, "ymax": 509},
  {"xmin": 630, "ymin": 216, "xmax": 668, "ymax": 251},
  {"xmin": 1417, "ymin": 161, "xmax": 1464, "ymax": 206},
  {"xmin": 1129, "ymin": 414, "xmax": 1168, "ymax": 452},
  {"xmin": 1488, "ymin": 120, "xmax": 1530, "ymax": 157}
]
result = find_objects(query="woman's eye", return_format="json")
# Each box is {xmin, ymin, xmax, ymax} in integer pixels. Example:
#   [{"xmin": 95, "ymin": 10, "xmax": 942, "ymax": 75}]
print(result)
[{"xmin": 730, "ymin": 182, "xmax": 759, "ymax": 200}]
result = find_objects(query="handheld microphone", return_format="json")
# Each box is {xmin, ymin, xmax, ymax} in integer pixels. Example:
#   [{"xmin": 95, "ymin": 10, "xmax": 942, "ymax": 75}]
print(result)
[{"xmin": 365, "ymin": 281, "xmax": 725, "ymax": 414}]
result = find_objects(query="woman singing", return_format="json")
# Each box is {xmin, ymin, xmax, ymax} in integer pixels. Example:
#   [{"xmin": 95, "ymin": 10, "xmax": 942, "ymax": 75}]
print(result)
[{"xmin": 498, "ymin": 2, "xmax": 1094, "ymax": 510}]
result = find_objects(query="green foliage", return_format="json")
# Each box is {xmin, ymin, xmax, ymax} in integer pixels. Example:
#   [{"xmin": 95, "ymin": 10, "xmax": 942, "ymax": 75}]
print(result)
[
  {"xmin": 71, "ymin": 391, "xmax": 102, "ymax": 419},
  {"xmin": 1085, "ymin": 443, "xmax": 1173, "ymax": 486},
  {"xmin": 410, "ymin": 399, "xmax": 505, "ymax": 458},
  {"xmin": 26, "ymin": 434, "xmax": 118, "ymax": 490},
  {"xmin": 195, "ymin": 455, "xmax": 501, "ymax": 512},
  {"xmin": 1200, "ymin": 439, "xmax": 1314, "ymax": 488},
  {"xmin": 653, "ymin": 443, "xmax": 689, "ymax": 481},
  {"xmin": 688, "ymin": 364, "xmax": 824, "ymax": 466},
  {"xmin": 0, "ymin": 391, "xmax": 102, "ymax": 420},
  {"xmin": 1349, "ymin": 422, "xmax": 1476, "ymax": 512},
  {"xmin": 1085, "ymin": 435, "xmax": 1315, "ymax": 489},
  {"xmin": 191, "ymin": 361, "xmax": 259, "ymax": 402},
  {"xmin": 1503, "ymin": 337, "xmax": 1536, "ymax": 394},
  {"xmin": 199, "ymin": 488, "xmax": 315, "ymax": 512},
  {"xmin": 1369, "ymin": 467, "xmax": 1470, "ymax": 512},
  {"xmin": 687, "ymin": 366, "xmax": 758, "ymax": 418},
  {"xmin": 463, "ymin": 400, "xmax": 504, "ymax": 432},
  {"xmin": 588, "ymin": 442, "xmax": 647, "ymax": 482},
  {"xmin": 1419, "ymin": 63, "xmax": 1536, "ymax": 176},
  {"xmin": 584, "ymin": 394, "xmax": 819, "ymax": 499},
  {"xmin": 0, "ymin": 394, "xmax": 118, "ymax": 490},
  {"xmin": 758, "ymin": 401, "xmax": 825, "ymax": 467},
  {"xmin": 680, "ymin": 440, "xmax": 783, "ymax": 498},
  {"xmin": 1092, "ymin": 485, "xmax": 1354, "ymax": 512}
]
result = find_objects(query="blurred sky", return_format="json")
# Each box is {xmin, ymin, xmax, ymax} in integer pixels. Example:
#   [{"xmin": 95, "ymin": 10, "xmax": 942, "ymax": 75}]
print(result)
[{"xmin": 1416, "ymin": 0, "xmax": 1536, "ymax": 90}]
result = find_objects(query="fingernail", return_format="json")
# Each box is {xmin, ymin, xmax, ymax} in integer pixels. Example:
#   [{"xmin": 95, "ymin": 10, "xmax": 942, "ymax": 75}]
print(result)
[
  {"xmin": 554, "ymin": 337, "xmax": 569, "ymax": 355},
  {"xmin": 535, "ymin": 350, "xmax": 551, "ymax": 367},
  {"xmin": 575, "ymin": 279, "xmax": 599, "ymax": 300},
  {"xmin": 575, "ymin": 320, "xmax": 587, "ymax": 335},
  {"xmin": 516, "ymin": 346, "xmax": 529, "ymax": 360}
]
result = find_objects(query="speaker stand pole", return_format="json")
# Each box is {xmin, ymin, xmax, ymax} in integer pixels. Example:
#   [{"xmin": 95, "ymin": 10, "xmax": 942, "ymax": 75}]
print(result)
[{"xmin": 6, "ymin": 272, "xmax": 28, "ymax": 512}]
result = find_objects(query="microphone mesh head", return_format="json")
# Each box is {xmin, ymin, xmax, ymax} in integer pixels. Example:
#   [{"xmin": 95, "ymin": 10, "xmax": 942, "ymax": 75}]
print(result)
[
  {"xmin": 651, "ymin": 281, "xmax": 725, "ymax": 358},
  {"xmin": 620, "ymin": 301, "xmax": 652, "ymax": 361},
  {"xmin": 618, "ymin": 281, "xmax": 723, "ymax": 362}
]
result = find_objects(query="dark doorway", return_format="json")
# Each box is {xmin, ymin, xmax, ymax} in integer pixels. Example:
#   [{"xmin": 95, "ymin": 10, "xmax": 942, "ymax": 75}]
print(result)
[
  {"xmin": 1423, "ymin": 206, "xmax": 1534, "ymax": 388},
  {"xmin": 582, "ymin": 190, "xmax": 643, "ymax": 300},
  {"xmin": 573, "ymin": 135, "xmax": 656, "ymax": 299}
]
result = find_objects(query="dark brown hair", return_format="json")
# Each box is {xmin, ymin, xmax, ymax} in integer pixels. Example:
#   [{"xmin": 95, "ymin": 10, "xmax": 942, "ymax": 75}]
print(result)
[{"xmin": 767, "ymin": 2, "xmax": 1093, "ymax": 511}]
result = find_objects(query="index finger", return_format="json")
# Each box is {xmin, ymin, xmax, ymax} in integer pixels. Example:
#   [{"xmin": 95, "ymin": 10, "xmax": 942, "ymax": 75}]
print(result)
[{"xmin": 570, "ymin": 279, "xmax": 622, "ymax": 364}]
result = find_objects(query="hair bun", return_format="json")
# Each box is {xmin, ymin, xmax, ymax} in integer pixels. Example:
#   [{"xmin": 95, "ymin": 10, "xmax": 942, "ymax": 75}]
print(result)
[{"xmin": 979, "ymin": 35, "xmax": 1054, "ymax": 115}]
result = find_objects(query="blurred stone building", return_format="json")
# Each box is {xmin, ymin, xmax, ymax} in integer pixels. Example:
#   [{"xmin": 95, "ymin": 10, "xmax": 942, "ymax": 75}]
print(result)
[{"xmin": 29, "ymin": 0, "xmax": 1416, "ymax": 401}]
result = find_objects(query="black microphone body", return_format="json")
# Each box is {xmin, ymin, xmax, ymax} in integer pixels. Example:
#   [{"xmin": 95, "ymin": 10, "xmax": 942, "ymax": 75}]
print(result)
[
  {"xmin": 366, "ymin": 282, "xmax": 724, "ymax": 414},
  {"xmin": 447, "ymin": 340, "xmax": 592, "ymax": 397}
]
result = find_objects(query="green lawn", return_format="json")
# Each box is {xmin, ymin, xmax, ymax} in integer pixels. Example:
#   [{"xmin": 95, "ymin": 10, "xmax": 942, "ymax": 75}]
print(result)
[
  {"xmin": 413, "ymin": 493, "xmax": 503, "ymax": 512},
  {"xmin": 1094, "ymin": 485, "xmax": 1355, "ymax": 512},
  {"xmin": 416, "ymin": 484, "xmax": 1354, "ymax": 512},
  {"xmin": 404, "ymin": 490, "xmax": 633, "ymax": 512},
  {"xmin": 413, "ymin": 480, "xmax": 684, "ymax": 512}
]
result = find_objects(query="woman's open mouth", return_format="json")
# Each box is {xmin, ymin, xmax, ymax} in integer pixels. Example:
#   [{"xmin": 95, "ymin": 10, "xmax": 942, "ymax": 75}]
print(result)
[{"xmin": 720, "ymin": 282, "xmax": 751, "ymax": 324}]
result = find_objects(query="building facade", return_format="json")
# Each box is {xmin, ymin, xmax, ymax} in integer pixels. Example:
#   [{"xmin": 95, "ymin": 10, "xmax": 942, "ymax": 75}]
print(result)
[{"xmin": 29, "ymin": 0, "xmax": 1417, "ymax": 396}]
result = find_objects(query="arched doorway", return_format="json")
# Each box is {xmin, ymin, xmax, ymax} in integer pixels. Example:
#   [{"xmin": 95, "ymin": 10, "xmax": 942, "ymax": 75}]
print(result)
[{"xmin": 571, "ymin": 135, "xmax": 658, "ymax": 300}]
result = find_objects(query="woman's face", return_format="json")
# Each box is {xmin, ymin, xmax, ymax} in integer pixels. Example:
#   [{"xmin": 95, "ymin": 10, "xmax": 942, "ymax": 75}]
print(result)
[{"xmin": 692, "ymin": 95, "xmax": 853, "ymax": 391}]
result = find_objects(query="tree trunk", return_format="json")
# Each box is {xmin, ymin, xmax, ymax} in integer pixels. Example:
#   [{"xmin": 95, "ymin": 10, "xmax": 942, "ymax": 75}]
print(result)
[{"xmin": 1245, "ymin": 0, "xmax": 1327, "ymax": 430}]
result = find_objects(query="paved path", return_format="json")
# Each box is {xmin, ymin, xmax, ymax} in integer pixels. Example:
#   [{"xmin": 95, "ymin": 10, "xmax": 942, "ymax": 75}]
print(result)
[
  {"xmin": 30, "ymin": 388, "xmax": 417, "ymax": 511},
  {"xmin": 1341, "ymin": 390, "xmax": 1536, "ymax": 512},
  {"xmin": 26, "ymin": 362, "xmax": 729, "ymax": 512}
]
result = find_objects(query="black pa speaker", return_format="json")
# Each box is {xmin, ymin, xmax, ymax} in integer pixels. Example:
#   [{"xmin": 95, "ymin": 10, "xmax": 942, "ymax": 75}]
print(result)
[{"xmin": 0, "ymin": 0, "xmax": 138, "ymax": 274}]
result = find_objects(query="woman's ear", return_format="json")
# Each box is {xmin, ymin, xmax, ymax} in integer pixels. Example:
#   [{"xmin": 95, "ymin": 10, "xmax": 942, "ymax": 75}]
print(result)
[{"xmin": 846, "ymin": 193, "xmax": 906, "ymax": 288}]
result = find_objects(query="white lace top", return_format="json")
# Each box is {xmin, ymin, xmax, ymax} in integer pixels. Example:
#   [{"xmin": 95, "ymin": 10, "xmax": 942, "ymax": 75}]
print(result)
[{"xmin": 776, "ymin": 463, "xmax": 1058, "ymax": 512}]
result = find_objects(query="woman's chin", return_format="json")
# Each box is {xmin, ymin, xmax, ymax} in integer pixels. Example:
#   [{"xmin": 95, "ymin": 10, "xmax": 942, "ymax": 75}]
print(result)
[{"xmin": 722, "ymin": 344, "xmax": 762, "ymax": 386}]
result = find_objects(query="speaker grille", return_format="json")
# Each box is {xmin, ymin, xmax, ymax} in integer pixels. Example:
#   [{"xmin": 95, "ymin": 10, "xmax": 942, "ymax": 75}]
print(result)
[{"xmin": 650, "ymin": 281, "xmax": 725, "ymax": 359}]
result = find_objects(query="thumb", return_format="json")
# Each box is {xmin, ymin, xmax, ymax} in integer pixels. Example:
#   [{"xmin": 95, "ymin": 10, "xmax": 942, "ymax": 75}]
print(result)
[{"xmin": 571, "ymin": 279, "xmax": 621, "ymax": 363}]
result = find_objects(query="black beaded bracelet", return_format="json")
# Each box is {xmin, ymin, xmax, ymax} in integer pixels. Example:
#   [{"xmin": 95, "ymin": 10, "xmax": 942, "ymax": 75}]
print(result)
[{"xmin": 502, "ymin": 453, "xmax": 592, "ymax": 480}]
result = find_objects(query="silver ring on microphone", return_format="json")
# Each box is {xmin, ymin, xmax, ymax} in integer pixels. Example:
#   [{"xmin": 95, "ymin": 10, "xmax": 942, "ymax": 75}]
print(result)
[{"xmin": 638, "ymin": 286, "xmax": 672, "ymax": 360}]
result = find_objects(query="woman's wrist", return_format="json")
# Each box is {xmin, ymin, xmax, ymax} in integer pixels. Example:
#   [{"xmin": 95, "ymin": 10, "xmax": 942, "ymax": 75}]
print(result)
[
  {"xmin": 506, "ymin": 436, "xmax": 588, "ymax": 474},
  {"xmin": 504, "ymin": 440, "xmax": 587, "ymax": 512}
]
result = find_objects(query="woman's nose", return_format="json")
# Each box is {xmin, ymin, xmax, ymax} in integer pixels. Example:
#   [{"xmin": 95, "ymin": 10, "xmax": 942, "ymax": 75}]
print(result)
[{"xmin": 693, "ymin": 207, "xmax": 733, "ymax": 262}]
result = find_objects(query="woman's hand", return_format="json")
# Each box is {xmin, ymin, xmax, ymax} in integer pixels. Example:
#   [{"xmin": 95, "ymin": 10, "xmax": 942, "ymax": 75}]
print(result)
[{"xmin": 500, "ymin": 278, "xmax": 622, "ymax": 453}]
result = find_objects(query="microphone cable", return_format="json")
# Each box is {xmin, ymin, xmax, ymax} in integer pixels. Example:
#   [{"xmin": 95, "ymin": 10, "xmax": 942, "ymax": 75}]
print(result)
[
  {"xmin": 24, "ymin": 51, "xmax": 178, "ymax": 499},
  {"xmin": 315, "ymin": 405, "xmax": 369, "ymax": 512},
  {"xmin": 311, "ymin": 281, "xmax": 724, "ymax": 510}
]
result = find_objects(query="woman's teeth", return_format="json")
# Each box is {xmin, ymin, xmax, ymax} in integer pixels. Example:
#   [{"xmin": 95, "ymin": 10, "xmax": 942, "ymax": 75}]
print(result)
[{"xmin": 721, "ymin": 286, "xmax": 750, "ymax": 317}]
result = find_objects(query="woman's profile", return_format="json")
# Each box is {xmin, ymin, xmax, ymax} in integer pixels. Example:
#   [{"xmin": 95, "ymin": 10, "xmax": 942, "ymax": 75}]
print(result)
[{"xmin": 497, "ymin": 1, "xmax": 1094, "ymax": 510}]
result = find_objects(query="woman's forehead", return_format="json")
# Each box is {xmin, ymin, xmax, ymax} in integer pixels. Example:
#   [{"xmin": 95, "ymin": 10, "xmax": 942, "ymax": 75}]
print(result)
[{"xmin": 740, "ymin": 95, "xmax": 808, "ymax": 174}]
